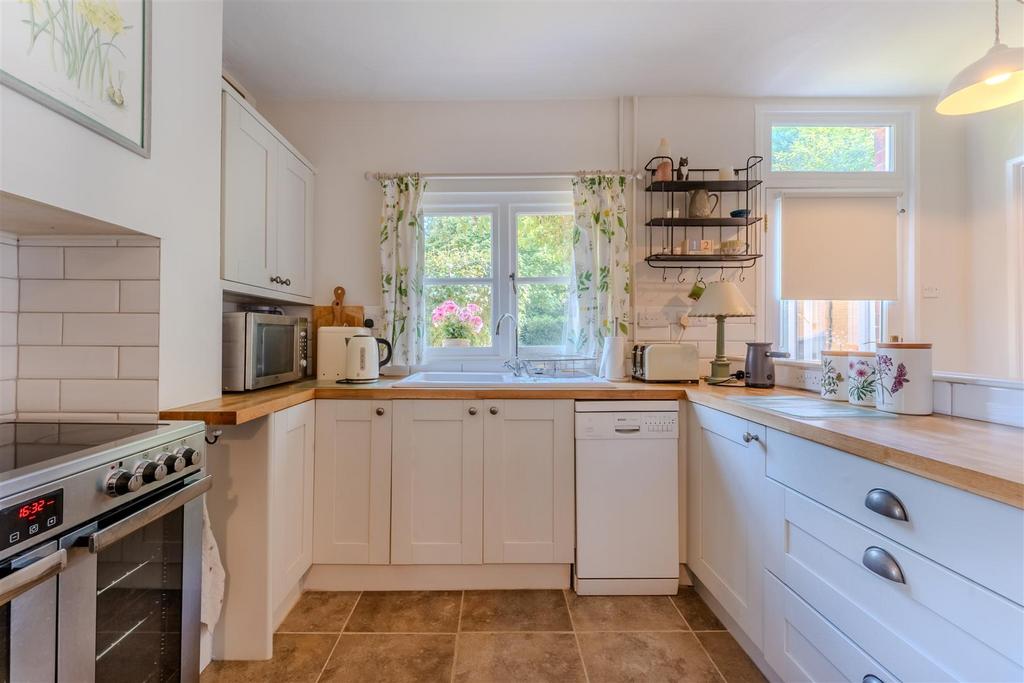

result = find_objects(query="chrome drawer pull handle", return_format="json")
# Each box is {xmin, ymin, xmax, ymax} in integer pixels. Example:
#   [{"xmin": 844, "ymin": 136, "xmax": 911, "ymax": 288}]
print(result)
[
  {"xmin": 862, "ymin": 546, "xmax": 905, "ymax": 584},
  {"xmin": 863, "ymin": 676, "xmax": 884, "ymax": 683},
  {"xmin": 864, "ymin": 488, "xmax": 908, "ymax": 522},
  {"xmin": 742, "ymin": 432, "xmax": 759, "ymax": 443}
]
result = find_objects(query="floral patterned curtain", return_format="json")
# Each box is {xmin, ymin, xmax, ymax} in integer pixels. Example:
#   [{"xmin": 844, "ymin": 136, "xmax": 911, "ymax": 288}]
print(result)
[
  {"xmin": 379, "ymin": 175, "xmax": 426, "ymax": 367},
  {"xmin": 569, "ymin": 175, "xmax": 632, "ymax": 358}
]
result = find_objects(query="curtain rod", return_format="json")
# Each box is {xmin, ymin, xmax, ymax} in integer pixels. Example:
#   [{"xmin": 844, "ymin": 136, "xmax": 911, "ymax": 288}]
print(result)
[{"xmin": 364, "ymin": 170, "xmax": 642, "ymax": 181}]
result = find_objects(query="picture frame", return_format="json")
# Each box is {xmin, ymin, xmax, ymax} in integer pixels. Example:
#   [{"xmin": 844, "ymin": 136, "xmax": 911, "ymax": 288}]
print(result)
[{"xmin": 1, "ymin": 0, "xmax": 152, "ymax": 157}]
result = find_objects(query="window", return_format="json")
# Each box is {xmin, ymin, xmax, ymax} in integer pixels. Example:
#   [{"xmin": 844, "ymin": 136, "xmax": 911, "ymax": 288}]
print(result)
[
  {"xmin": 422, "ymin": 190, "xmax": 575, "ymax": 360},
  {"xmin": 771, "ymin": 125, "xmax": 892, "ymax": 173},
  {"xmin": 779, "ymin": 300, "xmax": 886, "ymax": 362}
]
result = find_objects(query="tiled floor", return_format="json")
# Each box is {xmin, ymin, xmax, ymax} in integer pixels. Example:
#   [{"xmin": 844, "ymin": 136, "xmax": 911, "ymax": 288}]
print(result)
[{"xmin": 201, "ymin": 587, "xmax": 766, "ymax": 683}]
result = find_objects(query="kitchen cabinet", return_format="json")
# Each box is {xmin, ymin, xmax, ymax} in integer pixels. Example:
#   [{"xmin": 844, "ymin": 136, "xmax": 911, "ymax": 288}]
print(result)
[
  {"xmin": 313, "ymin": 400, "xmax": 392, "ymax": 564},
  {"xmin": 686, "ymin": 402, "xmax": 768, "ymax": 648},
  {"xmin": 482, "ymin": 400, "xmax": 574, "ymax": 564},
  {"xmin": 222, "ymin": 87, "xmax": 314, "ymax": 300},
  {"xmin": 391, "ymin": 400, "xmax": 484, "ymax": 564},
  {"xmin": 269, "ymin": 401, "xmax": 315, "ymax": 610}
]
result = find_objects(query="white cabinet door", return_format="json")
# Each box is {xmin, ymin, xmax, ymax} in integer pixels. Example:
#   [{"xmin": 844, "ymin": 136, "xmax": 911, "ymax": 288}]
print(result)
[
  {"xmin": 391, "ymin": 400, "xmax": 483, "ymax": 564},
  {"xmin": 270, "ymin": 401, "xmax": 315, "ymax": 609},
  {"xmin": 222, "ymin": 93, "xmax": 277, "ymax": 291},
  {"xmin": 275, "ymin": 149, "xmax": 314, "ymax": 298},
  {"xmin": 687, "ymin": 402, "xmax": 767, "ymax": 648},
  {"xmin": 482, "ymin": 400, "xmax": 574, "ymax": 564},
  {"xmin": 313, "ymin": 400, "xmax": 391, "ymax": 564}
]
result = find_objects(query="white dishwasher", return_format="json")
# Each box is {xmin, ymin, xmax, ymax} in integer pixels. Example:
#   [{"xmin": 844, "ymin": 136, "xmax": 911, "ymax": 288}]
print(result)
[{"xmin": 574, "ymin": 400, "xmax": 679, "ymax": 595}]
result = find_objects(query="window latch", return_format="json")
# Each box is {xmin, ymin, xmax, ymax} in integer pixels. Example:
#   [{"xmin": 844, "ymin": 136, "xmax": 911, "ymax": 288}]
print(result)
[{"xmin": 509, "ymin": 271, "xmax": 518, "ymax": 295}]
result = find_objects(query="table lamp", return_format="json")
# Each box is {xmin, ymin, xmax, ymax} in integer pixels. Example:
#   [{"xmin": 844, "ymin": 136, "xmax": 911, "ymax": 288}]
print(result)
[{"xmin": 688, "ymin": 280, "xmax": 755, "ymax": 382}]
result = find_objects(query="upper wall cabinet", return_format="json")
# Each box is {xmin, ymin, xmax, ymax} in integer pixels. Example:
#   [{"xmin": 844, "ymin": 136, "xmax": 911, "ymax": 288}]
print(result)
[{"xmin": 222, "ymin": 87, "xmax": 314, "ymax": 301}]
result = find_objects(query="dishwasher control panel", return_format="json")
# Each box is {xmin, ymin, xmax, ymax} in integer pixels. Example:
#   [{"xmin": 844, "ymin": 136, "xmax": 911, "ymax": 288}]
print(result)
[{"xmin": 575, "ymin": 411, "xmax": 679, "ymax": 439}]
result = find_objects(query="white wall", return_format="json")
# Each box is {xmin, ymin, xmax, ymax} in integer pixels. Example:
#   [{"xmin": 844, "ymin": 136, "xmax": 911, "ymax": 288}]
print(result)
[
  {"xmin": 261, "ymin": 95, "xmax": 978, "ymax": 372},
  {"xmin": 0, "ymin": 0, "xmax": 224, "ymax": 409},
  {"xmin": 965, "ymin": 104, "xmax": 1024, "ymax": 378}
]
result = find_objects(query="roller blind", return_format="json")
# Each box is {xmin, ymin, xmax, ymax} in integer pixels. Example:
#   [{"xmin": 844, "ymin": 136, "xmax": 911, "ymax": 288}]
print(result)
[{"xmin": 780, "ymin": 195, "xmax": 899, "ymax": 301}]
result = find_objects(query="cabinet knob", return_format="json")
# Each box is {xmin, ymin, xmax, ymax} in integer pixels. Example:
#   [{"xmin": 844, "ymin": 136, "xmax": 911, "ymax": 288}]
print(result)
[
  {"xmin": 864, "ymin": 488, "xmax": 908, "ymax": 522},
  {"xmin": 489, "ymin": 407, "xmax": 499, "ymax": 415},
  {"xmin": 375, "ymin": 407, "xmax": 385, "ymax": 416},
  {"xmin": 742, "ymin": 432, "xmax": 760, "ymax": 443},
  {"xmin": 862, "ymin": 546, "xmax": 906, "ymax": 584},
  {"xmin": 468, "ymin": 407, "xmax": 478, "ymax": 416}
]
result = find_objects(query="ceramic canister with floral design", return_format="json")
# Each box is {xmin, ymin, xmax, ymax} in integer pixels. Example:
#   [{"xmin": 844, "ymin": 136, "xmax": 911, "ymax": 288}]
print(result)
[
  {"xmin": 846, "ymin": 351, "xmax": 878, "ymax": 406},
  {"xmin": 875, "ymin": 343, "xmax": 933, "ymax": 415},
  {"xmin": 820, "ymin": 350, "xmax": 849, "ymax": 401}
]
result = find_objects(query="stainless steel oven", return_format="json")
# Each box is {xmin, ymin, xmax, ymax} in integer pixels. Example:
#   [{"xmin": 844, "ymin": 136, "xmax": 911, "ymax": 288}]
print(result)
[
  {"xmin": 0, "ymin": 421, "xmax": 208, "ymax": 683},
  {"xmin": 222, "ymin": 312, "xmax": 309, "ymax": 391}
]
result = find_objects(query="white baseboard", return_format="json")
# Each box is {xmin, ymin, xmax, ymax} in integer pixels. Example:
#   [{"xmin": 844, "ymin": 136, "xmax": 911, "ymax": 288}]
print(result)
[{"xmin": 304, "ymin": 563, "xmax": 570, "ymax": 591}]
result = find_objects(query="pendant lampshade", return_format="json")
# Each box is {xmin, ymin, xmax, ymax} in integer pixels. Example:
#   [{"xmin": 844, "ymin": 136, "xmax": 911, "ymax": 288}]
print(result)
[{"xmin": 936, "ymin": 0, "xmax": 1024, "ymax": 115}]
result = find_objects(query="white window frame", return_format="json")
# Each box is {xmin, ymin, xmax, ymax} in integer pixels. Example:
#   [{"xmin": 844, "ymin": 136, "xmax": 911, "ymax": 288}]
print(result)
[
  {"xmin": 420, "ymin": 190, "xmax": 575, "ymax": 364},
  {"xmin": 756, "ymin": 103, "xmax": 917, "ymax": 359}
]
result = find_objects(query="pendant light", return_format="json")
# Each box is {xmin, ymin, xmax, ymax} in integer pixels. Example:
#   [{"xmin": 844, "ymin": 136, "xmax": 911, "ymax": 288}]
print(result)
[{"xmin": 936, "ymin": 0, "xmax": 1024, "ymax": 115}]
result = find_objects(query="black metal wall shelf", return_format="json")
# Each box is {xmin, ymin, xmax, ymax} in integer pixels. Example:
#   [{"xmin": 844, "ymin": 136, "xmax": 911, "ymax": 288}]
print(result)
[{"xmin": 642, "ymin": 155, "xmax": 764, "ymax": 276}]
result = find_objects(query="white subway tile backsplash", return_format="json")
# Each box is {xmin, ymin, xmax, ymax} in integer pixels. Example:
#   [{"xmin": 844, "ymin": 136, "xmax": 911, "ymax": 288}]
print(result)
[
  {"xmin": 20, "ymin": 280, "xmax": 118, "ymax": 312},
  {"xmin": 951, "ymin": 383, "xmax": 1024, "ymax": 428},
  {"xmin": 16, "ymin": 313, "xmax": 61, "ymax": 345},
  {"xmin": 119, "ymin": 281, "xmax": 160, "ymax": 312},
  {"xmin": 0, "ymin": 313, "xmax": 16, "ymax": 346},
  {"xmin": 60, "ymin": 379, "xmax": 157, "ymax": 412},
  {"xmin": 64, "ymin": 247, "xmax": 159, "ymax": 280},
  {"xmin": 18, "ymin": 346, "xmax": 118, "ymax": 379},
  {"xmin": 17, "ymin": 379, "xmax": 60, "ymax": 412},
  {"xmin": 0, "ymin": 278, "xmax": 17, "ymax": 313},
  {"xmin": 0, "ymin": 380, "xmax": 14, "ymax": 415},
  {"xmin": 16, "ymin": 412, "xmax": 119, "ymax": 422},
  {"xmin": 0, "ymin": 243, "xmax": 17, "ymax": 278},
  {"xmin": 0, "ymin": 347, "xmax": 16, "ymax": 380},
  {"xmin": 17, "ymin": 247, "xmax": 63, "ymax": 279},
  {"xmin": 118, "ymin": 347, "xmax": 158, "ymax": 379},
  {"xmin": 62, "ymin": 313, "xmax": 158, "ymax": 345},
  {"xmin": 116, "ymin": 413, "xmax": 159, "ymax": 422}
]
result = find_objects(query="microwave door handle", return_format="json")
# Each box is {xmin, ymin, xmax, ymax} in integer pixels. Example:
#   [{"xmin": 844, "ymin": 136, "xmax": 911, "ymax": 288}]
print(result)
[
  {"xmin": 0, "ymin": 548, "xmax": 67, "ymax": 607},
  {"xmin": 86, "ymin": 475, "xmax": 213, "ymax": 554}
]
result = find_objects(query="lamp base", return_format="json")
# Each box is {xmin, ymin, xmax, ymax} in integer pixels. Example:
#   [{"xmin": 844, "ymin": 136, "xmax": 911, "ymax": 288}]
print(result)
[{"xmin": 708, "ymin": 358, "xmax": 732, "ymax": 381}]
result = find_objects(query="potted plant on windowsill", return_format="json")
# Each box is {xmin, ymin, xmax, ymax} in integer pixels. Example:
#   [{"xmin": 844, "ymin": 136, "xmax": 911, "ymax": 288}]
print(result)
[{"xmin": 431, "ymin": 300, "xmax": 484, "ymax": 348}]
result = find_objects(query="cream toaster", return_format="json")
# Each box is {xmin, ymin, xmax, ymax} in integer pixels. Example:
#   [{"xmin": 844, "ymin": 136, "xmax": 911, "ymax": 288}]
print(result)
[{"xmin": 631, "ymin": 343, "xmax": 699, "ymax": 383}]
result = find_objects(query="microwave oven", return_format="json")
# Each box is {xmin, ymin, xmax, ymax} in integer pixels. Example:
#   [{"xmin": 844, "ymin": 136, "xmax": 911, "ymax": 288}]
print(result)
[{"xmin": 223, "ymin": 312, "xmax": 310, "ymax": 391}]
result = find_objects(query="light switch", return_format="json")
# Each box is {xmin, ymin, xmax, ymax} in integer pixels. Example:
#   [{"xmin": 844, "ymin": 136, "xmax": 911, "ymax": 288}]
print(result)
[{"xmin": 922, "ymin": 287, "xmax": 940, "ymax": 299}]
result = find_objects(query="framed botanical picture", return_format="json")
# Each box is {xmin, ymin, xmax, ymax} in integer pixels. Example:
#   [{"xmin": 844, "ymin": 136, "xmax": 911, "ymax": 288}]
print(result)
[{"xmin": 1, "ymin": 0, "xmax": 152, "ymax": 157}]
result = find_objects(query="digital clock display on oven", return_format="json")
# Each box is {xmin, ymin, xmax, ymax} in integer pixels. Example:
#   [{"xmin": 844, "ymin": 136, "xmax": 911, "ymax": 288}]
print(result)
[{"xmin": 0, "ymin": 489, "xmax": 63, "ymax": 551}]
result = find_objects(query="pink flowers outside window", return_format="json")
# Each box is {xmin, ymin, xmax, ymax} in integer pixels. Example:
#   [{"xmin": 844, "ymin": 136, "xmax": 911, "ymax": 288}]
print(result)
[{"xmin": 431, "ymin": 300, "xmax": 484, "ymax": 340}]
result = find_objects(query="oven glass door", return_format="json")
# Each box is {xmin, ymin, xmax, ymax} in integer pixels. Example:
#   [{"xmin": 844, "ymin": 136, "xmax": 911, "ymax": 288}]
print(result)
[
  {"xmin": 58, "ymin": 475, "xmax": 207, "ymax": 683},
  {"xmin": 248, "ymin": 315, "xmax": 299, "ymax": 389},
  {"xmin": 0, "ymin": 540, "xmax": 64, "ymax": 683}
]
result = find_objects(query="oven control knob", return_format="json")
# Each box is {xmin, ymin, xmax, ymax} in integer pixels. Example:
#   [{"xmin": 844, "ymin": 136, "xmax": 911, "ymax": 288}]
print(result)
[
  {"xmin": 161, "ymin": 452, "xmax": 186, "ymax": 473},
  {"xmin": 180, "ymin": 447, "xmax": 203, "ymax": 468},
  {"xmin": 134, "ymin": 460, "xmax": 167, "ymax": 484},
  {"xmin": 106, "ymin": 469, "xmax": 142, "ymax": 497}
]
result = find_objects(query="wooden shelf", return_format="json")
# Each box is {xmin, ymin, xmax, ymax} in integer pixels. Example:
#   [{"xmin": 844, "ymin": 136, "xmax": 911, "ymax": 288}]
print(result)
[
  {"xmin": 646, "ymin": 179, "xmax": 763, "ymax": 193},
  {"xmin": 645, "ymin": 216, "xmax": 763, "ymax": 228}
]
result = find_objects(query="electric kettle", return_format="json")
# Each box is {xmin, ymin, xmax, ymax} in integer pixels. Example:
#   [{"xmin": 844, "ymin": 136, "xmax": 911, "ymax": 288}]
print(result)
[
  {"xmin": 744, "ymin": 342, "xmax": 789, "ymax": 388},
  {"xmin": 345, "ymin": 334, "xmax": 394, "ymax": 383}
]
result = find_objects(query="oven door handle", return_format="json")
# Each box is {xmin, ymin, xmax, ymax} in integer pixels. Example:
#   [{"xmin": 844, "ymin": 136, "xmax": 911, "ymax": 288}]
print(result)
[
  {"xmin": 86, "ymin": 475, "xmax": 213, "ymax": 554},
  {"xmin": 0, "ymin": 548, "xmax": 67, "ymax": 607}
]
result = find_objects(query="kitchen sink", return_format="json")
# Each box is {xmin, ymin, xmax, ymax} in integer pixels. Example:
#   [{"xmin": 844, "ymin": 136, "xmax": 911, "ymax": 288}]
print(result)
[{"xmin": 394, "ymin": 371, "xmax": 614, "ymax": 389}]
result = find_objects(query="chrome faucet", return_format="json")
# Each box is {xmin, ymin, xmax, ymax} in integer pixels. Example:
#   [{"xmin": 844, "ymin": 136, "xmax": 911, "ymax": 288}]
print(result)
[{"xmin": 494, "ymin": 313, "xmax": 525, "ymax": 376}]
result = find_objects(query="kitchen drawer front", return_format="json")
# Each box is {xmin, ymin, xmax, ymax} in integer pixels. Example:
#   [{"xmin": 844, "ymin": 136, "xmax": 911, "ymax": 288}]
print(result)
[
  {"xmin": 778, "ymin": 487, "xmax": 1024, "ymax": 682},
  {"xmin": 767, "ymin": 429, "xmax": 1024, "ymax": 605},
  {"xmin": 692, "ymin": 403, "xmax": 766, "ymax": 447},
  {"xmin": 764, "ymin": 570, "xmax": 899, "ymax": 683}
]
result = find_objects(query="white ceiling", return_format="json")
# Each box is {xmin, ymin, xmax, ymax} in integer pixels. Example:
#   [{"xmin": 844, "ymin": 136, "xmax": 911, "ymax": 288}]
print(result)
[{"xmin": 223, "ymin": 0, "xmax": 1023, "ymax": 101}]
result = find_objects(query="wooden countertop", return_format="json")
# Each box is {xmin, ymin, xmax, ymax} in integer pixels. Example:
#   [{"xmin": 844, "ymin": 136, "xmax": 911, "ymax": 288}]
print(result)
[{"xmin": 161, "ymin": 379, "xmax": 1024, "ymax": 508}]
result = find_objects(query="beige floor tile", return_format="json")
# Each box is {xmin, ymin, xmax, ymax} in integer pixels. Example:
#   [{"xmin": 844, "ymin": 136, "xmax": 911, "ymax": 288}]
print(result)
[
  {"xmin": 200, "ymin": 634, "xmax": 337, "ymax": 683},
  {"xmin": 672, "ymin": 587, "xmax": 725, "ymax": 631},
  {"xmin": 277, "ymin": 591, "xmax": 361, "ymax": 633},
  {"xmin": 578, "ymin": 631, "xmax": 722, "ymax": 682},
  {"xmin": 319, "ymin": 634, "xmax": 456, "ymax": 682},
  {"xmin": 453, "ymin": 632, "xmax": 586, "ymax": 682},
  {"xmin": 345, "ymin": 591, "xmax": 462, "ymax": 633},
  {"xmin": 697, "ymin": 631, "xmax": 767, "ymax": 683},
  {"xmin": 565, "ymin": 592, "xmax": 687, "ymax": 631},
  {"xmin": 460, "ymin": 590, "xmax": 573, "ymax": 632}
]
